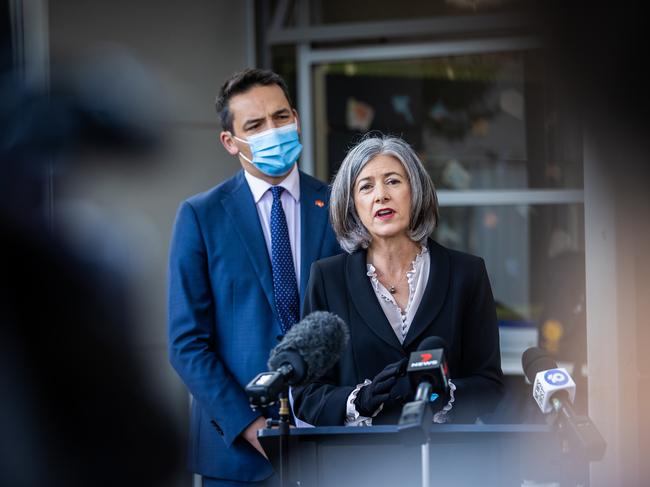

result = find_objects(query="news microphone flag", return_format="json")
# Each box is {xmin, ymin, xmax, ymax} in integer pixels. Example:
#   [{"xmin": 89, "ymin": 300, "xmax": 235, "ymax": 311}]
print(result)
[
  {"xmin": 407, "ymin": 348, "xmax": 449, "ymax": 396},
  {"xmin": 522, "ymin": 347, "xmax": 606, "ymax": 461},
  {"xmin": 532, "ymin": 367, "xmax": 576, "ymax": 414}
]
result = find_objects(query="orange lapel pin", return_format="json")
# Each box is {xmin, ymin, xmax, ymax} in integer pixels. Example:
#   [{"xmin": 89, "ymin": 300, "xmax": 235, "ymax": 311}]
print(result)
[{"xmin": 315, "ymin": 199, "xmax": 325, "ymax": 208}]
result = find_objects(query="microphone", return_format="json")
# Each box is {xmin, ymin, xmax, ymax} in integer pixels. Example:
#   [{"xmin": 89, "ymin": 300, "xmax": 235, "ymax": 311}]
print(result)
[
  {"xmin": 408, "ymin": 336, "xmax": 450, "ymax": 403},
  {"xmin": 245, "ymin": 311, "xmax": 349, "ymax": 408},
  {"xmin": 397, "ymin": 336, "xmax": 450, "ymax": 443},
  {"xmin": 522, "ymin": 347, "xmax": 576, "ymax": 414},
  {"xmin": 521, "ymin": 347, "xmax": 606, "ymax": 461}
]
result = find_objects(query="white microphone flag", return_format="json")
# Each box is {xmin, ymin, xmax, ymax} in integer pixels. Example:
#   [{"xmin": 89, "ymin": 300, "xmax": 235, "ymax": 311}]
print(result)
[{"xmin": 532, "ymin": 368, "xmax": 576, "ymax": 413}]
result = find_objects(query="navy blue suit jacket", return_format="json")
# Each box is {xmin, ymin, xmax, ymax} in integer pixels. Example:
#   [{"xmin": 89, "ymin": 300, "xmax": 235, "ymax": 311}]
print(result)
[
  {"xmin": 168, "ymin": 169, "xmax": 340, "ymax": 481},
  {"xmin": 292, "ymin": 239, "xmax": 504, "ymax": 426}
]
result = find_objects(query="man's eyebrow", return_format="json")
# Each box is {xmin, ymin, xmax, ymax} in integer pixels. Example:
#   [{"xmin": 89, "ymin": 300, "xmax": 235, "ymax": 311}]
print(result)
[
  {"xmin": 242, "ymin": 117, "xmax": 264, "ymax": 130},
  {"xmin": 272, "ymin": 108, "xmax": 290, "ymax": 117},
  {"xmin": 241, "ymin": 108, "xmax": 291, "ymax": 130}
]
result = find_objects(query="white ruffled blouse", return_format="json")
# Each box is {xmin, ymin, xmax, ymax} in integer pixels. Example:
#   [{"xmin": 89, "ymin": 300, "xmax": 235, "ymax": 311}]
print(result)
[{"xmin": 366, "ymin": 245, "xmax": 430, "ymax": 344}]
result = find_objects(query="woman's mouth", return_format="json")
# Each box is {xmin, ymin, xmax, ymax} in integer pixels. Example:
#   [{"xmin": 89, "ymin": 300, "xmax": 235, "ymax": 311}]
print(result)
[{"xmin": 375, "ymin": 208, "xmax": 396, "ymax": 220}]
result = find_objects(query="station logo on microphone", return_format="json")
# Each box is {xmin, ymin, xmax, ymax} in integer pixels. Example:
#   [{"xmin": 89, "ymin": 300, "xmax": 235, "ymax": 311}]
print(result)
[
  {"xmin": 410, "ymin": 353, "xmax": 438, "ymax": 368},
  {"xmin": 533, "ymin": 367, "xmax": 576, "ymax": 413},
  {"xmin": 543, "ymin": 369, "xmax": 569, "ymax": 386}
]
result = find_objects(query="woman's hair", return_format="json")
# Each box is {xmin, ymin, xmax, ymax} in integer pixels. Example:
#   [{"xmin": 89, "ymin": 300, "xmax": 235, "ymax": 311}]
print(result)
[{"xmin": 330, "ymin": 134, "xmax": 439, "ymax": 253}]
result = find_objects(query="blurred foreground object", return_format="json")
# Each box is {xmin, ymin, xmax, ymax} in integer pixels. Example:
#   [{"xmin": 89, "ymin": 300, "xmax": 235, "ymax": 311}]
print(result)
[
  {"xmin": 1, "ymin": 49, "xmax": 160, "ymax": 225},
  {"xmin": 0, "ymin": 56, "xmax": 180, "ymax": 486}
]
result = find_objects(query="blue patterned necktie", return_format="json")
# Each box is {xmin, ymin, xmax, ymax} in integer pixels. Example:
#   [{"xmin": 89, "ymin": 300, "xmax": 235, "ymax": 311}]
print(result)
[{"xmin": 269, "ymin": 186, "xmax": 299, "ymax": 335}]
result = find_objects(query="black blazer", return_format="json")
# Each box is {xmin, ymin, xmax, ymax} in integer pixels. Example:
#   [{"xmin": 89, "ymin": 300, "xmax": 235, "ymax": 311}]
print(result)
[{"xmin": 292, "ymin": 239, "xmax": 504, "ymax": 425}]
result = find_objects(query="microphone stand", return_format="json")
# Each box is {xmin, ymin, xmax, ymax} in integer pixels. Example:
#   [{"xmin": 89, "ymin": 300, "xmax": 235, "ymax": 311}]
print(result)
[
  {"xmin": 548, "ymin": 395, "xmax": 604, "ymax": 485},
  {"xmin": 421, "ymin": 437, "xmax": 431, "ymax": 487},
  {"xmin": 397, "ymin": 383, "xmax": 433, "ymax": 487},
  {"xmin": 266, "ymin": 388, "xmax": 291, "ymax": 487},
  {"xmin": 415, "ymin": 383, "xmax": 432, "ymax": 487},
  {"xmin": 278, "ymin": 390, "xmax": 291, "ymax": 487}
]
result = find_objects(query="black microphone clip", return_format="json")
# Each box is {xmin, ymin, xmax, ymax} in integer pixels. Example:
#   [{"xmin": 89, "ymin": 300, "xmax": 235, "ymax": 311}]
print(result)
[{"xmin": 245, "ymin": 351, "xmax": 305, "ymax": 409}]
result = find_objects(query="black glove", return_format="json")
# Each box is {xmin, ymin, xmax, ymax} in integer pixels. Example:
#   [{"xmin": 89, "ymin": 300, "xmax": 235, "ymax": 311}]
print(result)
[
  {"xmin": 354, "ymin": 358, "xmax": 408, "ymax": 417},
  {"xmin": 387, "ymin": 372, "xmax": 413, "ymax": 404}
]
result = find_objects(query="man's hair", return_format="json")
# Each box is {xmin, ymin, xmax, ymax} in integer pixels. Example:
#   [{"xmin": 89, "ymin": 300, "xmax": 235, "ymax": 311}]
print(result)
[{"xmin": 215, "ymin": 68, "xmax": 293, "ymax": 134}]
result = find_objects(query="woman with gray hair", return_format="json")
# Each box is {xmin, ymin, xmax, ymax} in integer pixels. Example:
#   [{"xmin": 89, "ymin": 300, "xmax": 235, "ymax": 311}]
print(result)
[{"xmin": 292, "ymin": 135, "xmax": 503, "ymax": 426}]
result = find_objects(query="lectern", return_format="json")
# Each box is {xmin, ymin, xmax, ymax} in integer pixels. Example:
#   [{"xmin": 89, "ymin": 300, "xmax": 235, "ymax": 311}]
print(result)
[{"xmin": 259, "ymin": 424, "xmax": 589, "ymax": 486}]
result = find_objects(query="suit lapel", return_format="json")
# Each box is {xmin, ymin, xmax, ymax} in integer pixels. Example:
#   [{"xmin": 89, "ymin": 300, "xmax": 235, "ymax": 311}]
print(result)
[
  {"xmin": 402, "ymin": 239, "xmax": 450, "ymax": 349},
  {"xmin": 220, "ymin": 171, "xmax": 275, "ymax": 313},
  {"xmin": 299, "ymin": 172, "xmax": 329, "ymax": 305},
  {"xmin": 346, "ymin": 250, "xmax": 403, "ymax": 352}
]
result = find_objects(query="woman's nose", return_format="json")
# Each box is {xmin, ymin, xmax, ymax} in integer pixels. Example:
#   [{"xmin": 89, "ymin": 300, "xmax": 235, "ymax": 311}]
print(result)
[{"xmin": 374, "ymin": 188, "xmax": 389, "ymax": 203}]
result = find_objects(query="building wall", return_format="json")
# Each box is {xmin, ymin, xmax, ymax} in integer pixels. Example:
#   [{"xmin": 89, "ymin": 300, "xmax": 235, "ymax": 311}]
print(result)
[{"xmin": 584, "ymin": 124, "xmax": 650, "ymax": 487}]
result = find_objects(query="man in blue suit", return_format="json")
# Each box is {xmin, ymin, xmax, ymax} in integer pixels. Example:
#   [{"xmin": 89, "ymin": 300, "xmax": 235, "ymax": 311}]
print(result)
[{"xmin": 168, "ymin": 69, "xmax": 340, "ymax": 486}]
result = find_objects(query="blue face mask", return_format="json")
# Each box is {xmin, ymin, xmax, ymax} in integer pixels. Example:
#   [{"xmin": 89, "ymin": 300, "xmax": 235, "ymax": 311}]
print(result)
[{"xmin": 233, "ymin": 122, "xmax": 303, "ymax": 177}]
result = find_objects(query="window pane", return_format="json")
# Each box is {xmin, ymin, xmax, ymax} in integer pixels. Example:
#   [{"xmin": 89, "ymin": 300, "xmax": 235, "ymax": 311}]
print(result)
[
  {"xmin": 432, "ymin": 203, "xmax": 586, "ymax": 373},
  {"xmin": 314, "ymin": 50, "xmax": 583, "ymax": 190}
]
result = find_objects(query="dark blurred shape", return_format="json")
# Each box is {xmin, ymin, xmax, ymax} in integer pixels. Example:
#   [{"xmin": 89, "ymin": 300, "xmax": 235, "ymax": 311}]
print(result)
[
  {"xmin": 531, "ymin": 1, "xmax": 650, "ymax": 210},
  {"xmin": 1, "ymin": 3, "xmax": 10, "ymax": 75},
  {"xmin": 0, "ymin": 66, "xmax": 158, "ymax": 226},
  {"xmin": 536, "ymin": 1, "xmax": 650, "ymax": 128},
  {"xmin": 1, "ymin": 60, "xmax": 179, "ymax": 486},
  {"xmin": 539, "ymin": 250, "xmax": 586, "ymax": 363},
  {"xmin": 534, "ymin": 0, "xmax": 650, "ymax": 411},
  {"xmin": 0, "ymin": 222, "xmax": 181, "ymax": 487}
]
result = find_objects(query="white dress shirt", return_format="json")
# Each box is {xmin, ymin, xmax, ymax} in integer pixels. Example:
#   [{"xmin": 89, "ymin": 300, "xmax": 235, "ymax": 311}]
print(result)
[
  {"xmin": 243, "ymin": 164, "xmax": 301, "ymax": 287},
  {"xmin": 246, "ymin": 165, "xmax": 313, "ymax": 427}
]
